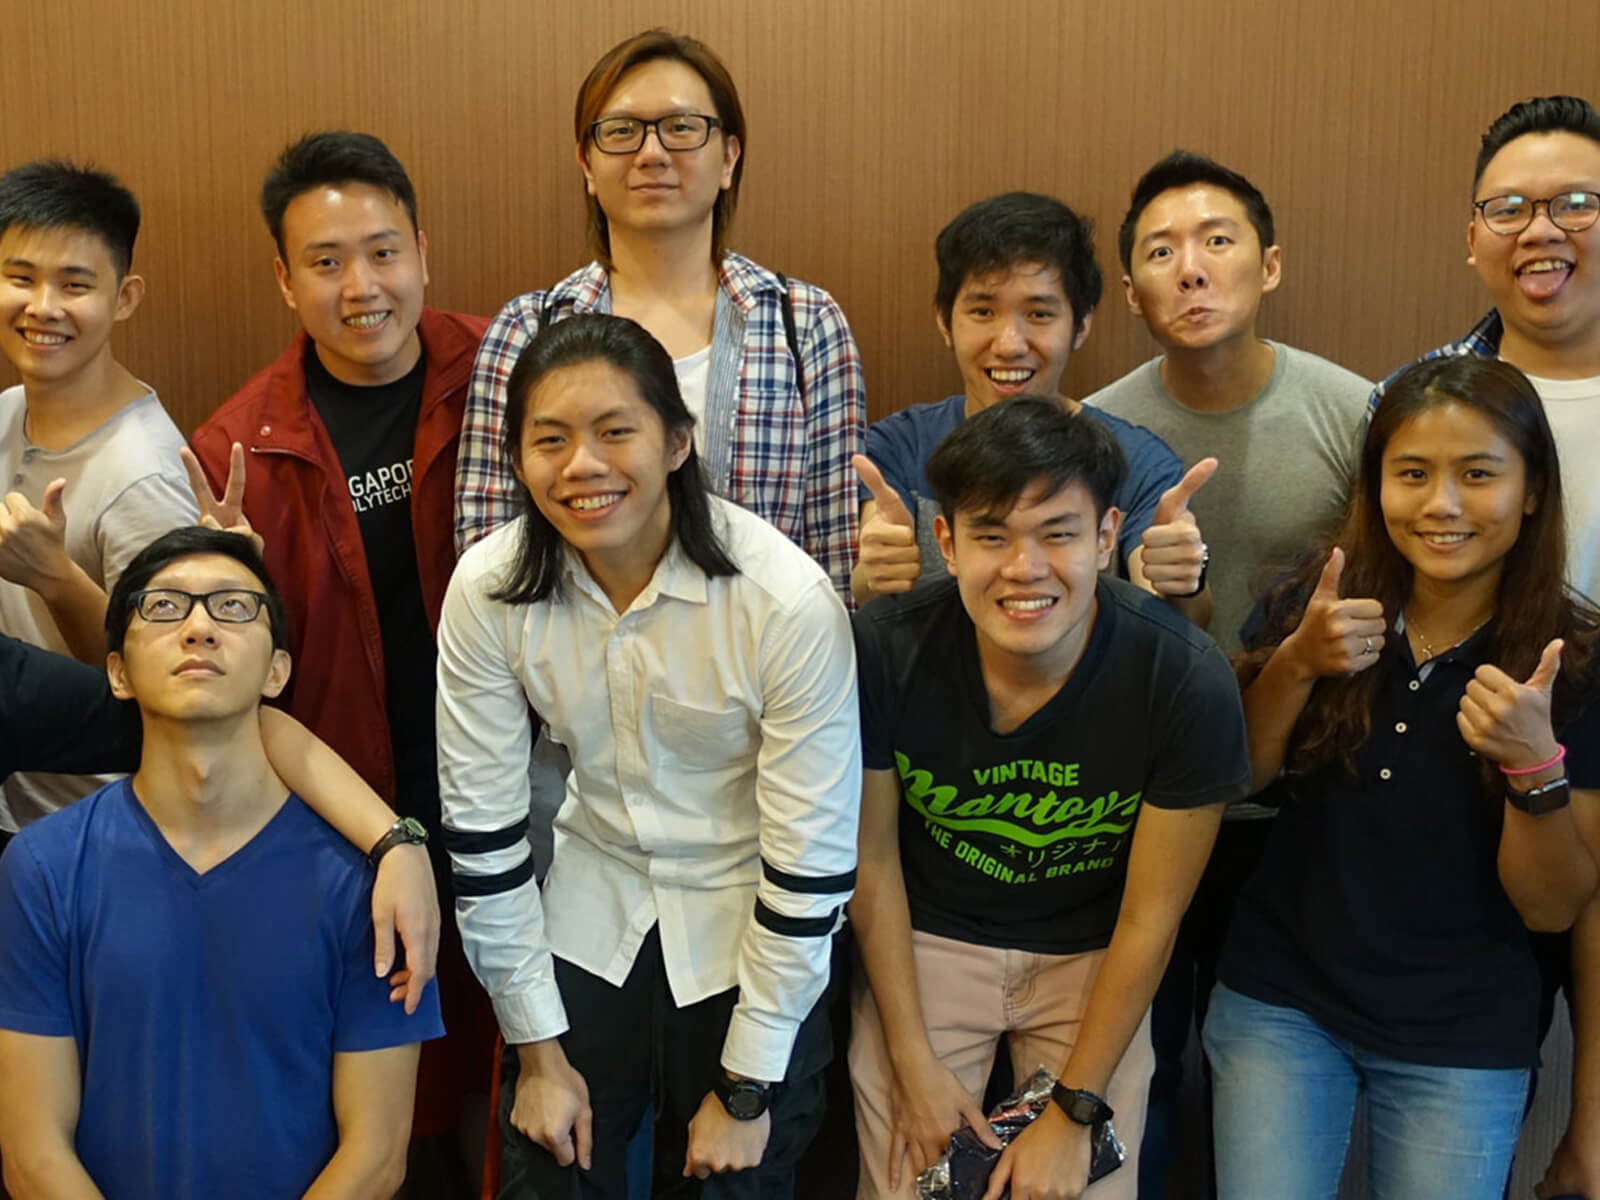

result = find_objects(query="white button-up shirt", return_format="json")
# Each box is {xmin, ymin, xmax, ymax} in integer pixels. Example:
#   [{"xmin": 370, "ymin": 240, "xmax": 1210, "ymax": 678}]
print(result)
[{"xmin": 436, "ymin": 498, "xmax": 860, "ymax": 1080}]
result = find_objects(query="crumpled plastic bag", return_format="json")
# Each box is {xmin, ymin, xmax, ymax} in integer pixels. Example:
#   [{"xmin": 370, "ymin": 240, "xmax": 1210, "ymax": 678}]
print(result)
[{"xmin": 915, "ymin": 1066, "xmax": 1125, "ymax": 1199}]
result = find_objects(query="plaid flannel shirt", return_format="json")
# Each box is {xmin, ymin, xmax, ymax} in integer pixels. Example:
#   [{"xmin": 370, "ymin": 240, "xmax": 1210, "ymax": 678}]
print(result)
[
  {"xmin": 1368, "ymin": 309, "xmax": 1503, "ymax": 412},
  {"xmin": 453, "ymin": 252, "xmax": 864, "ymax": 602}
]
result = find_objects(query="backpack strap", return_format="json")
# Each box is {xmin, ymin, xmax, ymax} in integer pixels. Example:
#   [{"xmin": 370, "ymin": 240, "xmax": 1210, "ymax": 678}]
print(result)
[{"xmin": 774, "ymin": 273, "xmax": 806, "ymax": 400}]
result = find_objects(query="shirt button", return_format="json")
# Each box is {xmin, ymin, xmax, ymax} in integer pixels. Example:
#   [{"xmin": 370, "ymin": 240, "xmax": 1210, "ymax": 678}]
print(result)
[
  {"xmin": 1380, "ymin": 768, "xmax": 1393, "ymax": 781},
  {"xmin": 258, "ymin": 424, "xmax": 272, "ymax": 437},
  {"xmin": 1395, "ymin": 722, "xmax": 1407, "ymax": 734},
  {"xmin": 1408, "ymin": 680, "xmax": 1420, "ymax": 691}
]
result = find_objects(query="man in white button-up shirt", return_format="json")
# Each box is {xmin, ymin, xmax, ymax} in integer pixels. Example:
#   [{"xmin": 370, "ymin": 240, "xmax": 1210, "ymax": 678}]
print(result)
[{"xmin": 435, "ymin": 314, "xmax": 860, "ymax": 1197}]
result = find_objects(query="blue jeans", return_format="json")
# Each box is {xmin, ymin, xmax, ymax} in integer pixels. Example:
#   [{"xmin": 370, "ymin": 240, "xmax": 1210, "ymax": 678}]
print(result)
[{"xmin": 1202, "ymin": 983, "xmax": 1528, "ymax": 1200}]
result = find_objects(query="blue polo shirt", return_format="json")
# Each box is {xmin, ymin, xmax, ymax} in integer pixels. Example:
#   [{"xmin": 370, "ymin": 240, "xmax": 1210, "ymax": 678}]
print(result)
[{"xmin": 0, "ymin": 780, "xmax": 445, "ymax": 1198}]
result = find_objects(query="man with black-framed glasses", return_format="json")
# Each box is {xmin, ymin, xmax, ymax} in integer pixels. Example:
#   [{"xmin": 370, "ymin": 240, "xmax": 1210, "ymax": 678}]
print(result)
[
  {"xmin": 1370, "ymin": 93, "xmax": 1600, "ymax": 1200},
  {"xmin": 0, "ymin": 526, "xmax": 444, "ymax": 1198}
]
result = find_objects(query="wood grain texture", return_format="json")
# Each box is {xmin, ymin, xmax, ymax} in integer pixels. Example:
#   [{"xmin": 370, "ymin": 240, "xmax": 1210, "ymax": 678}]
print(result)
[{"xmin": 1, "ymin": 0, "xmax": 1595, "ymax": 435}]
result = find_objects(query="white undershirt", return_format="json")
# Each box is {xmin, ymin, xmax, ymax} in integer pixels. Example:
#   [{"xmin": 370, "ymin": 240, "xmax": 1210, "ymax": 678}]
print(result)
[
  {"xmin": 674, "ymin": 345, "xmax": 713, "ymax": 432},
  {"xmin": 1521, "ymin": 371, "xmax": 1600, "ymax": 603}
]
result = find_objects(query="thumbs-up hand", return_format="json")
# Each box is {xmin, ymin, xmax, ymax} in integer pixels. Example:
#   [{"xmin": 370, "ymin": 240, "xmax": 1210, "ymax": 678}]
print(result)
[
  {"xmin": 0, "ymin": 478, "xmax": 75, "ymax": 592},
  {"xmin": 1283, "ymin": 547, "xmax": 1388, "ymax": 678},
  {"xmin": 1139, "ymin": 457, "xmax": 1217, "ymax": 597},
  {"xmin": 1458, "ymin": 638, "xmax": 1563, "ymax": 772},
  {"xmin": 853, "ymin": 454, "xmax": 920, "ymax": 598}
]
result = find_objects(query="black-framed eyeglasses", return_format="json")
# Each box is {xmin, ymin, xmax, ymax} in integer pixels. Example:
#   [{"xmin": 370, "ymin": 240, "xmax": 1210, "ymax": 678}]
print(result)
[
  {"xmin": 128, "ymin": 588, "xmax": 268, "ymax": 624},
  {"xmin": 1473, "ymin": 191, "xmax": 1600, "ymax": 235},
  {"xmin": 587, "ymin": 114, "xmax": 722, "ymax": 155}
]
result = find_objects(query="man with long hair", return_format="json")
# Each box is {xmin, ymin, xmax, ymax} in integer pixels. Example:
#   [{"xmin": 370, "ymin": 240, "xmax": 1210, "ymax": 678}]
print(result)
[{"xmin": 437, "ymin": 315, "xmax": 859, "ymax": 1197}]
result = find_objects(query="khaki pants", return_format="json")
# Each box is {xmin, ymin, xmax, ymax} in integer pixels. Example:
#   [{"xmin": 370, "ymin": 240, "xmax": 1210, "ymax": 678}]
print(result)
[{"xmin": 849, "ymin": 930, "xmax": 1153, "ymax": 1200}]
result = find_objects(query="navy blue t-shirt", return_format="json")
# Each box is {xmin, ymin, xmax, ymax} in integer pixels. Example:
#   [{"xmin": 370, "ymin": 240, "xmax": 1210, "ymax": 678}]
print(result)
[
  {"xmin": 0, "ymin": 781, "xmax": 445, "ymax": 1198},
  {"xmin": 861, "ymin": 394, "xmax": 1182, "ymax": 579}
]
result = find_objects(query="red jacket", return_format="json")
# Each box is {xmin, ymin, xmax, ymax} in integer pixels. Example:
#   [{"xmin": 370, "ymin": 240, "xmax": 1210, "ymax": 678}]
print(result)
[{"xmin": 191, "ymin": 308, "xmax": 490, "ymax": 802}]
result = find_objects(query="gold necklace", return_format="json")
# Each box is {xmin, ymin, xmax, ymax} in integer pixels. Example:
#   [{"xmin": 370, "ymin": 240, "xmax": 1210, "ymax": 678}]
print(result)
[{"xmin": 1406, "ymin": 609, "xmax": 1490, "ymax": 664}]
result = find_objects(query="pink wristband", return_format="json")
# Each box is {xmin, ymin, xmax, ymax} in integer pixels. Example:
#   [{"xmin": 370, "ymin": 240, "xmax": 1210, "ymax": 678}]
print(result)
[{"xmin": 1500, "ymin": 743, "xmax": 1566, "ymax": 777}]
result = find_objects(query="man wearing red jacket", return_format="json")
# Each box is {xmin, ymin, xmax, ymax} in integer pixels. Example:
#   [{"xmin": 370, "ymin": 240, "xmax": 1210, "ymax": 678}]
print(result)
[{"xmin": 191, "ymin": 130, "xmax": 490, "ymax": 1196}]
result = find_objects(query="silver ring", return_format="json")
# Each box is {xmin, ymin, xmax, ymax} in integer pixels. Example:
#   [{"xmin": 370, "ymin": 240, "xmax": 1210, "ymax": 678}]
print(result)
[{"xmin": 1363, "ymin": 637, "xmax": 1374, "ymax": 655}]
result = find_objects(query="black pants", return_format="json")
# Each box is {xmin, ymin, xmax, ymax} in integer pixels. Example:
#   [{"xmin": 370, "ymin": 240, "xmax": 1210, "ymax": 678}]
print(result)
[
  {"xmin": 1140, "ymin": 818, "xmax": 1273, "ymax": 1200},
  {"xmin": 496, "ymin": 927, "xmax": 831, "ymax": 1199}
]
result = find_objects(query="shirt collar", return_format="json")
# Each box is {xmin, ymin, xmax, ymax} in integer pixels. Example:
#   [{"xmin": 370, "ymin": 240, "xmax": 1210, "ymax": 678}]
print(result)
[{"xmin": 559, "ymin": 534, "xmax": 709, "ymax": 614}]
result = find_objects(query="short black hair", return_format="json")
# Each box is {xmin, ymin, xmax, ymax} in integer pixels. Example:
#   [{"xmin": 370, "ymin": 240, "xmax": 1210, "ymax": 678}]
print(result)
[
  {"xmin": 1474, "ymin": 95, "xmax": 1600, "ymax": 188},
  {"xmin": 493, "ymin": 314, "xmax": 738, "ymax": 605},
  {"xmin": 0, "ymin": 159, "xmax": 140, "ymax": 278},
  {"xmin": 926, "ymin": 395, "xmax": 1127, "ymax": 527},
  {"xmin": 934, "ymin": 193, "xmax": 1102, "ymax": 333},
  {"xmin": 260, "ymin": 131, "xmax": 419, "ymax": 259},
  {"xmin": 1117, "ymin": 150, "xmax": 1275, "ymax": 272},
  {"xmin": 106, "ymin": 527, "xmax": 288, "ymax": 655}
]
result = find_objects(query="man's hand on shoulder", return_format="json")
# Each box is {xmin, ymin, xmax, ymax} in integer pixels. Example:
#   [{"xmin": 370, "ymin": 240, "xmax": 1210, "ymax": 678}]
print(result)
[{"xmin": 370, "ymin": 843, "xmax": 439, "ymax": 1013}]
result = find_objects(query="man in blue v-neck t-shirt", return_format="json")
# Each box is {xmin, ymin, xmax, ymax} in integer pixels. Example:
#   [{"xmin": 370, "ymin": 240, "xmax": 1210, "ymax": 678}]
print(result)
[{"xmin": 0, "ymin": 527, "xmax": 442, "ymax": 1198}]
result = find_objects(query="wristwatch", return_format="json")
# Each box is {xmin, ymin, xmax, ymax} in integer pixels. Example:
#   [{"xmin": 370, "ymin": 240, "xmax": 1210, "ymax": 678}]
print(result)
[
  {"xmin": 367, "ymin": 816, "xmax": 429, "ymax": 867},
  {"xmin": 1176, "ymin": 545, "xmax": 1210, "ymax": 599},
  {"xmin": 713, "ymin": 1071, "xmax": 773, "ymax": 1120},
  {"xmin": 1506, "ymin": 775, "xmax": 1571, "ymax": 817},
  {"xmin": 1051, "ymin": 1084, "xmax": 1114, "ymax": 1127}
]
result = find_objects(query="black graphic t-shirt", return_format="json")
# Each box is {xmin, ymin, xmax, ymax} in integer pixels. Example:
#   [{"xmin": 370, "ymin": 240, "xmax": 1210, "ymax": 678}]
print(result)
[
  {"xmin": 305, "ymin": 346, "xmax": 438, "ymax": 829},
  {"xmin": 854, "ymin": 576, "xmax": 1250, "ymax": 955}
]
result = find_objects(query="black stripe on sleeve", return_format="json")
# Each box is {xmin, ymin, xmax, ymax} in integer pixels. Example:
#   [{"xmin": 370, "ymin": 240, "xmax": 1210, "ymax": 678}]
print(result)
[
  {"xmin": 442, "ymin": 819, "xmax": 530, "ymax": 856},
  {"xmin": 452, "ymin": 856, "xmax": 537, "ymax": 898},
  {"xmin": 761, "ymin": 859, "xmax": 856, "ymax": 895},
  {"xmin": 753, "ymin": 898, "xmax": 841, "ymax": 938}
]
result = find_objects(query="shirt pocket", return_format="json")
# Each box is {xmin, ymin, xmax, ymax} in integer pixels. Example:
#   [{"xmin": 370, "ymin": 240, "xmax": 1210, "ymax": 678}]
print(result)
[{"xmin": 649, "ymin": 695, "xmax": 759, "ymax": 781}]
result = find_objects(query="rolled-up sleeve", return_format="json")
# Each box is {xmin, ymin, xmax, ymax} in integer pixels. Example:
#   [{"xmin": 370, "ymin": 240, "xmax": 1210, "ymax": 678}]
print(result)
[
  {"xmin": 435, "ymin": 539, "xmax": 566, "ymax": 1043},
  {"xmin": 722, "ymin": 579, "xmax": 861, "ymax": 1079}
]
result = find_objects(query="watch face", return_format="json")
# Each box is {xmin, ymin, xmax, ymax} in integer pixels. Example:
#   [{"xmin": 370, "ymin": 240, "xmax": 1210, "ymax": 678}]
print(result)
[
  {"xmin": 399, "ymin": 817, "xmax": 428, "ymax": 841},
  {"xmin": 727, "ymin": 1088, "xmax": 766, "ymax": 1119}
]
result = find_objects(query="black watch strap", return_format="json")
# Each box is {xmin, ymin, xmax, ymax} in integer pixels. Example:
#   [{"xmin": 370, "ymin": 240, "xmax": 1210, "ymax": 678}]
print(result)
[
  {"xmin": 1050, "ymin": 1083, "xmax": 1114, "ymax": 1126},
  {"xmin": 713, "ymin": 1071, "xmax": 773, "ymax": 1120},
  {"xmin": 1506, "ymin": 775, "xmax": 1571, "ymax": 816},
  {"xmin": 368, "ymin": 817, "xmax": 428, "ymax": 867}
]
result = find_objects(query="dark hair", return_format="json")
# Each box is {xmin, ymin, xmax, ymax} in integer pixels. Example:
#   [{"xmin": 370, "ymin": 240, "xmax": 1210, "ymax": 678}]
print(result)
[
  {"xmin": 1475, "ymin": 96, "xmax": 1600, "ymax": 189},
  {"xmin": 934, "ymin": 193, "xmax": 1102, "ymax": 333},
  {"xmin": 1116, "ymin": 150, "xmax": 1275, "ymax": 272},
  {"xmin": 106, "ymin": 527, "xmax": 289, "ymax": 655},
  {"xmin": 260, "ymin": 131, "xmax": 419, "ymax": 259},
  {"xmin": 492, "ymin": 314, "xmax": 737, "ymax": 604},
  {"xmin": 0, "ymin": 159, "xmax": 139, "ymax": 278},
  {"xmin": 574, "ymin": 30, "xmax": 746, "ymax": 268},
  {"xmin": 926, "ymin": 395, "xmax": 1127, "ymax": 527},
  {"xmin": 1242, "ymin": 355, "xmax": 1599, "ymax": 776}
]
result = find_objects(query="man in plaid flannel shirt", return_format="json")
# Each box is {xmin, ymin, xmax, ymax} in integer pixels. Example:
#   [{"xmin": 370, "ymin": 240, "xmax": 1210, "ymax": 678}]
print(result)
[{"xmin": 454, "ymin": 254, "xmax": 863, "ymax": 603}]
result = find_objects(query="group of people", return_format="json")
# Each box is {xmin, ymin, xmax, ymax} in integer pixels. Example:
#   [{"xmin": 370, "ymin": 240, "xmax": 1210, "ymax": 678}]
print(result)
[{"xmin": 0, "ymin": 23, "xmax": 1595, "ymax": 1200}]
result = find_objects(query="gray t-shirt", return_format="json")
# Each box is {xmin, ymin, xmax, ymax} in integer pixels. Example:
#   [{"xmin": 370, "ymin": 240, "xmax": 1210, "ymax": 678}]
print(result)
[
  {"xmin": 0, "ymin": 385, "xmax": 196, "ymax": 830},
  {"xmin": 1086, "ymin": 342, "xmax": 1370, "ymax": 659}
]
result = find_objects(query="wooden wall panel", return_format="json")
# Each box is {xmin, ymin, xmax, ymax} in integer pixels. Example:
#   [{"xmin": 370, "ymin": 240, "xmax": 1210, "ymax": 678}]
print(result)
[{"xmin": 1, "ymin": 1, "xmax": 1596, "ymax": 432}]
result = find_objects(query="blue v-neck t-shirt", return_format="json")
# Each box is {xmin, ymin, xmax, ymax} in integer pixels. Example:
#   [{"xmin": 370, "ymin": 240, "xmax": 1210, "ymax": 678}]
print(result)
[{"xmin": 0, "ymin": 780, "xmax": 444, "ymax": 1198}]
